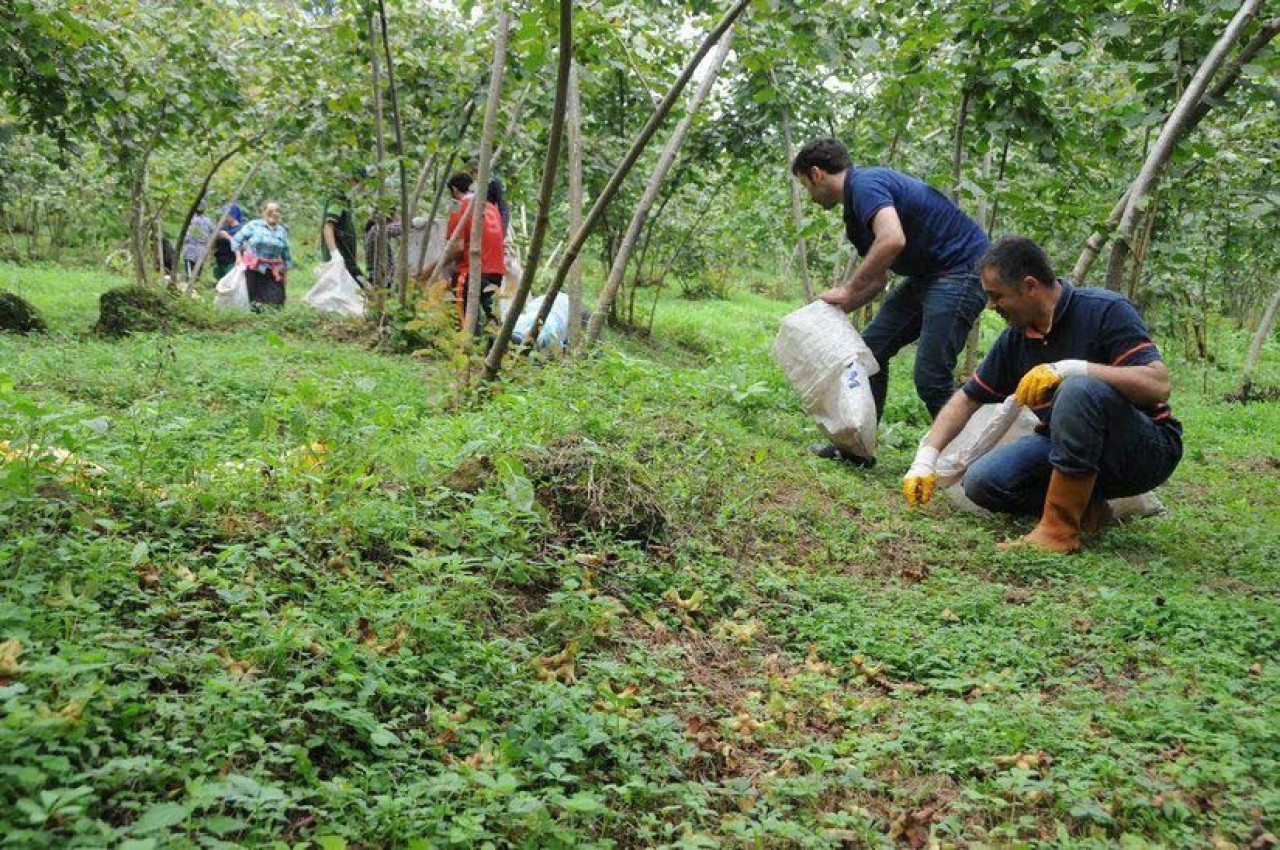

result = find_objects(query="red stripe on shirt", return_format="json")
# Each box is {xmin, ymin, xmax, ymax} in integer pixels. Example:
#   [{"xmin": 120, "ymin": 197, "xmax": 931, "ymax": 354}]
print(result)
[
  {"xmin": 971, "ymin": 371, "xmax": 999, "ymax": 396},
  {"xmin": 1113, "ymin": 341, "xmax": 1155, "ymax": 366}
]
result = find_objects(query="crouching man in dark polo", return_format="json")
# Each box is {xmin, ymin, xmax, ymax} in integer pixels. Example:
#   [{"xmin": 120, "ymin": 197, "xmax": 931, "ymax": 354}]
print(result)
[{"xmin": 901, "ymin": 235, "xmax": 1182, "ymax": 552}]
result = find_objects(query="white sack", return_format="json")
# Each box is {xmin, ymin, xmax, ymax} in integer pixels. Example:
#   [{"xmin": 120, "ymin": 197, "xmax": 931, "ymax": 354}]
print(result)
[
  {"xmin": 938, "ymin": 398, "xmax": 1165, "ymax": 520},
  {"xmin": 213, "ymin": 265, "xmax": 250, "ymax": 312},
  {"xmin": 513, "ymin": 293, "xmax": 570, "ymax": 349},
  {"xmin": 772, "ymin": 301, "xmax": 880, "ymax": 460},
  {"xmin": 304, "ymin": 257, "xmax": 365, "ymax": 317}
]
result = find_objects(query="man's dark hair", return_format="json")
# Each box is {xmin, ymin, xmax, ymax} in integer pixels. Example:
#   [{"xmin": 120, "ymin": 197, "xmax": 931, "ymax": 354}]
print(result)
[
  {"xmin": 447, "ymin": 172, "xmax": 473, "ymax": 194},
  {"xmin": 978, "ymin": 236, "xmax": 1057, "ymax": 288},
  {"xmin": 791, "ymin": 137, "xmax": 852, "ymax": 176}
]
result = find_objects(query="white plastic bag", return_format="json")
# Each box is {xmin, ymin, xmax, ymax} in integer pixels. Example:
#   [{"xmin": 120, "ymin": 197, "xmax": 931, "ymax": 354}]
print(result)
[
  {"xmin": 304, "ymin": 256, "xmax": 365, "ymax": 317},
  {"xmin": 773, "ymin": 301, "xmax": 880, "ymax": 460},
  {"xmin": 214, "ymin": 265, "xmax": 250, "ymax": 312},
  {"xmin": 939, "ymin": 399, "xmax": 1165, "ymax": 521},
  {"xmin": 513, "ymin": 293, "xmax": 570, "ymax": 349}
]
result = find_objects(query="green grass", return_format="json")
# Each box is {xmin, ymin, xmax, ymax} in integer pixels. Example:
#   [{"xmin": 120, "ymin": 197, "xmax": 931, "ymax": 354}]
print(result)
[{"xmin": 1, "ymin": 261, "xmax": 1278, "ymax": 848}]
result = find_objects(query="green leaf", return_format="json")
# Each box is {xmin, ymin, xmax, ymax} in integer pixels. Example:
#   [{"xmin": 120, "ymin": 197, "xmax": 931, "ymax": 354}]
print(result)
[
  {"xmin": 562, "ymin": 791, "xmax": 604, "ymax": 814},
  {"xmin": 130, "ymin": 541, "xmax": 149, "ymax": 565},
  {"xmin": 131, "ymin": 802, "xmax": 190, "ymax": 834}
]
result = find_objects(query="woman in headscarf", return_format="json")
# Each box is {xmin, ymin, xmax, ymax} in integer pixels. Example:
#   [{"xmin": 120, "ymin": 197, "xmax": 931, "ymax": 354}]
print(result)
[{"xmin": 232, "ymin": 201, "xmax": 293, "ymax": 308}]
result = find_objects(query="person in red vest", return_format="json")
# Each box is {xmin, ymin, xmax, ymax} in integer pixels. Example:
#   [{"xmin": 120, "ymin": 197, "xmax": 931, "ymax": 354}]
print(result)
[{"xmin": 424, "ymin": 172, "xmax": 505, "ymax": 330}]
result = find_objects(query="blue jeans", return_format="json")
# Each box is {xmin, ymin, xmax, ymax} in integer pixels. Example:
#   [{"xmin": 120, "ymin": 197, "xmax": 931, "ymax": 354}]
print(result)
[
  {"xmin": 862, "ymin": 271, "xmax": 987, "ymax": 420},
  {"xmin": 963, "ymin": 376, "xmax": 1183, "ymax": 516}
]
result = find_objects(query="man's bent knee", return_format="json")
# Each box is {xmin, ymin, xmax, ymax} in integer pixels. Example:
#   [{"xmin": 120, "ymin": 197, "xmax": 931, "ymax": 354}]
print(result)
[
  {"xmin": 963, "ymin": 465, "xmax": 1017, "ymax": 514},
  {"xmin": 1053, "ymin": 375, "xmax": 1120, "ymax": 414}
]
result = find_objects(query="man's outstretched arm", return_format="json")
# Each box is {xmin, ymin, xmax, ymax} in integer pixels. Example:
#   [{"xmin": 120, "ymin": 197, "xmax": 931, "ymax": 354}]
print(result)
[{"xmin": 819, "ymin": 207, "xmax": 906, "ymax": 312}]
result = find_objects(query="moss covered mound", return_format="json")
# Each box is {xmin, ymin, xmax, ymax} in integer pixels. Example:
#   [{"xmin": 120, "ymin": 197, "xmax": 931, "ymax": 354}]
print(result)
[
  {"xmin": 531, "ymin": 436, "xmax": 667, "ymax": 545},
  {"xmin": 94, "ymin": 285, "xmax": 185, "ymax": 337},
  {"xmin": 0, "ymin": 291, "xmax": 47, "ymax": 334}
]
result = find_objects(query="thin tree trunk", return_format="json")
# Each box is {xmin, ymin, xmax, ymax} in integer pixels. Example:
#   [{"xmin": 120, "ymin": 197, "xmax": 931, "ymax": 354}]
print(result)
[
  {"xmin": 951, "ymin": 87, "xmax": 971, "ymax": 203},
  {"xmin": 1090, "ymin": 0, "xmax": 1262, "ymax": 288},
  {"xmin": 1240, "ymin": 281, "xmax": 1280, "ymax": 392},
  {"xmin": 130, "ymin": 149, "xmax": 153, "ymax": 287},
  {"xmin": 369, "ymin": 12, "xmax": 387, "ymax": 306},
  {"xmin": 482, "ymin": 0, "xmax": 571, "ymax": 382},
  {"xmin": 962, "ymin": 140, "xmax": 995, "ymax": 376},
  {"xmin": 176, "ymin": 144, "xmax": 245, "ymax": 287},
  {"xmin": 154, "ymin": 215, "xmax": 166, "ymax": 285},
  {"xmin": 566, "ymin": 61, "xmax": 585, "ymax": 349},
  {"xmin": 188, "ymin": 156, "xmax": 264, "ymax": 289},
  {"xmin": 465, "ymin": 10, "xmax": 510, "ymax": 337},
  {"xmin": 528, "ymin": 0, "xmax": 751, "ymax": 340},
  {"xmin": 375, "ymin": 0, "xmax": 412, "ymax": 307},
  {"xmin": 774, "ymin": 68, "xmax": 813, "ymax": 302},
  {"xmin": 1126, "ymin": 202, "xmax": 1159, "ymax": 300},
  {"xmin": 586, "ymin": 28, "xmax": 734, "ymax": 345}
]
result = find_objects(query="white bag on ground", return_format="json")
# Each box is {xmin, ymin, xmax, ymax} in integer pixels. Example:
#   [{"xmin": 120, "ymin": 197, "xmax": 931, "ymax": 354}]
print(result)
[
  {"xmin": 938, "ymin": 398, "xmax": 1165, "ymax": 520},
  {"xmin": 513, "ymin": 293, "xmax": 570, "ymax": 349},
  {"xmin": 773, "ymin": 301, "xmax": 880, "ymax": 461},
  {"xmin": 304, "ymin": 256, "xmax": 365, "ymax": 317},
  {"xmin": 213, "ymin": 265, "xmax": 250, "ymax": 312}
]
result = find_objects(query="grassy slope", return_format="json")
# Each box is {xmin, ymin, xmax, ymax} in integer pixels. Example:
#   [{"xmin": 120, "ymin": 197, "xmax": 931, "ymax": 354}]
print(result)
[{"xmin": 1, "ymin": 262, "xmax": 1277, "ymax": 848}]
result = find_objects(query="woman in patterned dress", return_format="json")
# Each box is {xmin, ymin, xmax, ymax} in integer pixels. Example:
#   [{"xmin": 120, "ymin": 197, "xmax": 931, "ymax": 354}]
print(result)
[{"xmin": 232, "ymin": 201, "xmax": 294, "ymax": 308}]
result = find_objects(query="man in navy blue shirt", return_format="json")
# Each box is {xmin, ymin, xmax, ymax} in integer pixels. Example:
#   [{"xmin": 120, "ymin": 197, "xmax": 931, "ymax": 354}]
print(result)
[
  {"xmin": 792, "ymin": 138, "xmax": 989, "ymax": 464},
  {"xmin": 902, "ymin": 236, "xmax": 1182, "ymax": 552}
]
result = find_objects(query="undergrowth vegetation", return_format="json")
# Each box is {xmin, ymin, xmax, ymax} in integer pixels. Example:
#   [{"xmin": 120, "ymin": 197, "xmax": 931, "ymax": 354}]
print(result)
[{"xmin": 1, "ymin": 262, "xmax": 1277, "ymax": 848}]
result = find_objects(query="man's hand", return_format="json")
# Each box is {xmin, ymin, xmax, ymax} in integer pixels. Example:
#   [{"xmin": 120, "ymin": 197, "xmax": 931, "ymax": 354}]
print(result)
[
  {"xmin": 1014, "ymin": 360, "xmax": 1089, "ymax": 407},
  {"xmin": 903, "ymin": 445, "xmax": 940, "ymax": 507},
  {"xmin": 818, "ymin": 284, "xmax": 858, "ymax": 312}
]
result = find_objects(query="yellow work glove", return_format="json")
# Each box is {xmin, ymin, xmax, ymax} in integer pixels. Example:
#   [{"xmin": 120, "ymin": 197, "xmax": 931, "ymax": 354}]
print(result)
[
  {"xmin": 1013, "ymin": 360, "xmax": 1089, "ymax": 407},
  {"xmin": 902, "ymin": 445, "xmax": 940, "ymax": 507}
]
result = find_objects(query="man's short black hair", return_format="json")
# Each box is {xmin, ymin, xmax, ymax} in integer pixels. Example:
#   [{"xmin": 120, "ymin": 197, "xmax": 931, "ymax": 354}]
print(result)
[
  {"xmin": 791, "ymin": 137, "xmax": 852, "ymax": 176},
  {"xmin": 978, "ymin": 236, "xmax": 1057, "ymax": 288},
  {"xmin": 447, "ymin": 172, "xmax": 473, "ymax": 194}
]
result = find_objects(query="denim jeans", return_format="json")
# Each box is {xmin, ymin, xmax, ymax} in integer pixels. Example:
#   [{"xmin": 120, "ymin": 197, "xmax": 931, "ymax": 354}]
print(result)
[
  {"xmin": 862, "ymin": 271, "xmax": 987, "ymax": 420},
  {"xmin": 963, "ymin": 376, "xmax": 1183, "ymax": 516}
]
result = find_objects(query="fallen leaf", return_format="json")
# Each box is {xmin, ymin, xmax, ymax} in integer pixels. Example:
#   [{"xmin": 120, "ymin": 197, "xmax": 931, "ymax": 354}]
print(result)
[
  {"xmin": 902, "ymin": 564, "xmax": 930, "ymax": 583},
  {"xmin": 888, "ymin": 804, "xmax": 939, "ymax": 849},
  {"xmin": 0, "ymin": 639, "xmax": 23, "ymax": 677},
  {"xmin": 58, "ymin": 699, "xmax": 85, "ymax": 720},
  {"xmin": 994, "ymin": 750, "xmax": 1052, "ymax": 772},
  {"xmin": 215, "ymin": 648, "xmax": 257, "ymax": 680}
]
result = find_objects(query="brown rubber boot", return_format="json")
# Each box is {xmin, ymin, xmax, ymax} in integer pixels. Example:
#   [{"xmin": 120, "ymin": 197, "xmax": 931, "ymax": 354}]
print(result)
[
  {"xmin": 1081, "ymin": 498, "xmax": 1113, "ymax": 534},
  {"xmin": 999, "ymin": 470, "xmax": 1099, "ymax": 553}
]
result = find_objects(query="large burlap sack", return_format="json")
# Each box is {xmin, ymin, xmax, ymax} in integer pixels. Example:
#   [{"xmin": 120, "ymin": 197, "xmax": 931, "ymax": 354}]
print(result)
[
  {"xmin": 304, "ymin": 256, "xmax": 365, "ymax": 317},
  {"xmin": 773, "ymin": 301, "xmax": 880, "ymax": 461},
  {"xmin": 938, "ymin": 399, "xmax": 1165, "ymax": 520},
  {"xmin": 213, "ymin": 265, "xmax": 249, "ymax": 312}
]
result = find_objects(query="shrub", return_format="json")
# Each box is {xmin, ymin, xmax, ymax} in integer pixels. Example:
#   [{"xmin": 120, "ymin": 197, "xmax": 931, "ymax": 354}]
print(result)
[
  {"xmin": 93, "ymin": 285, "xmax": 209, "ymax": 337},
  {"xmin": 0, "ymin": 292, "xmax": 46, "ymax": 334}
]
